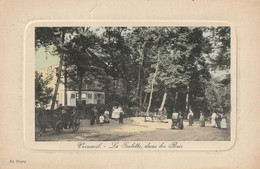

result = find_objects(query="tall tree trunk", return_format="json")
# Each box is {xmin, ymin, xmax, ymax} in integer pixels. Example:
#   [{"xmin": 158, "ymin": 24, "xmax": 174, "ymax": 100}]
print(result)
[
  {"xmin": 51, "ymin": 54, "xmax": 64, "ymax": 110},
  {"xmin": 174, "ymin": 91, "xmax": 178, "ymax": 112},
  {"xmin": 50, "ymin": 28, "xmax": 65, "ymax": 110},
  {"xmin": 146, "ymin": 50, "xmax": 160, "ymax": 115},
  {"xmin": 139, "ymin": 78, "xmax": 143, "ymax": 105},
  {"xmin": 136, "ymin": 66, "xmax": 141, "ymax": 99},
  {"xmin": 143, "ymin": 92, "xmax": 148, "ymax": 105},
  {"xmin": 185, "ymin": 86, "xmax": 190, "ymax": 118},
  {"xmin": 159, "ymin": 88, "xmax": 167, "ymax": 110},
  {"xmin": 136, "ymin": 46, "xmax": 145, "ymax": 102}
]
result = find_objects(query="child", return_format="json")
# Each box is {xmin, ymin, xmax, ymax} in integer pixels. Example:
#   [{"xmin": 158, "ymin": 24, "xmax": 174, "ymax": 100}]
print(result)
[{"xmin": 99, "ymin": 114, "xmax": 104, "ymax": 126}]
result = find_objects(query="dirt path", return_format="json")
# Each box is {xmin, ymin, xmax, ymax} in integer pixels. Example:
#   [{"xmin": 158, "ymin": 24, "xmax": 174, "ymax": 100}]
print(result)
[{"xmin": 36, "ymin": 117, "xmax": 230, "ymax": 141}]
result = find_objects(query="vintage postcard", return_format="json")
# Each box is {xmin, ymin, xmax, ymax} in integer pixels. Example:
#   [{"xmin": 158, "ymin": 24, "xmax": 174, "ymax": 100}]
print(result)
[
  {"xmin": 1, "ymin": 0, "xmax": 260, "ymax": 169},
  {"xmin": 24, "ymin": 21, "xmax": 236, "ymax": 151}
]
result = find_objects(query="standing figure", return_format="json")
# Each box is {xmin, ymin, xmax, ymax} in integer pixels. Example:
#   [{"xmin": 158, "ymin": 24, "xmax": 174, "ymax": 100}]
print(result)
[
  {"xmin": 216, "ymin": 113, "xmax": 222, "ymax": 129},
  {"xmin": 220, "ymin": 115, "xmax": 227, "ymax": 129},
  {"xmin": 111, "ymin": 106, "xmax": 119, "ymax": 120},
  {"xmin": 92, "ymin": 107, "xmax": 98, "ymax": 125},
  {"xmin": 188, "ymin": 110, "xmax": 194, "ymax": 126},
  {"xmin": 104, "ymin": 109, "xmax": 110, "ymax": 123},
  {"xmin": 90, "ymin": 108, "xmax": 95, "ymax": 125},
  {"xmin": 178, "ymin": 112, "xmax": 184, "ymax": 129},
  {"xmin": 118, "ymin": 106, "xmax": 124, "ymax": 124},
  {"xmin": 171, "ymin": 112, "xmax": 179, "ymax": 129},
  {"xmin": 211, "ymin": 112, "xmax": 217, "ymax": 128},
  {"xmin": 199, "ymin": 112, "xmax": 205, "ymax": 127}
]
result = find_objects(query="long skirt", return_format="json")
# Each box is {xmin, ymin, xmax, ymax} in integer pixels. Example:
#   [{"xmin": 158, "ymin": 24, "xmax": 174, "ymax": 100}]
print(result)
[
  {"xmin": 200, "ymin": 117, "xmax": 205, "ymax": 127},
  {"xmin": 220, "ymin": 119, "xmax": 227, "ymax": 129},
  {"xmin": 119, "ymin": 115, "xmax": 123, "ymax": 124},
  {"xmin": 189, "ymin": 117, "xmax": 193, "ymax": 126},
  {"xmin": 104, "ymin": 115, "xmax": 110, "ymax": 123},
  {"xmin": 216, "ymin": 118, "xmax": 221, "ymax": 128},
  {"xmin": 211, "ymin": 118, "xmax": 217, "ymax": 127},
  {"xmin": 171, "ymin": 119, "xmax": 178, "ymax": 129}
]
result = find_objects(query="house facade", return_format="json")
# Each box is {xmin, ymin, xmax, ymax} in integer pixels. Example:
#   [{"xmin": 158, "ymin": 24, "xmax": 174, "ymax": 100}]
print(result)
[{"xmin": 37, "ymin": 65, "xmax": 105, "ymax": 109}]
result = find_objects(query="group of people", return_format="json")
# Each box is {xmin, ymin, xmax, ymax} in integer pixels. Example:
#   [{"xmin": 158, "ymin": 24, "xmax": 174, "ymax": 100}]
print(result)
[
  {"xmin": 90, "ymin": 107, "xmax": 110, "ymax": 126},
  {"xmin": 90, "ymin": 106, "xmax": 125, "ymax": 126},
  {"xmin": 211, "ymin": 112, "xmax": 227, "ymax": 129},
  {"xmin": 186, "ymin": 110, "xmax": 206, "ymax": 127},
  {"xmin": 171, "ymin": 112, "xmax": 183, "ymax": 129},
  {"xmin": 111, "ymin": 106, "xmax": 125, "ymax": 124},
  {"xmin": 171, "ymin": 110, "xmax": 227, "ymax": 129},
  {"xmin": 171, "ymin": 110, "xmax": 205, "ymax": 129}
]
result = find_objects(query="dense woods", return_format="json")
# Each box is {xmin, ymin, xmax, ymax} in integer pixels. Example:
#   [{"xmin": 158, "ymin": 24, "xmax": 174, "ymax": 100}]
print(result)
[{"xmin": 35, "ymin": 26, "xmax": 231, "ymax": 118}]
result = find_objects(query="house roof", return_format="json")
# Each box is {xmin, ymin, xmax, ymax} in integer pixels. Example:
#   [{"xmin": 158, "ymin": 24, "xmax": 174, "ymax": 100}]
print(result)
[
  {"xmin": 65, "ymin": 48, "xmax": 109, "ymax": 72},
  {"xmin": 84, "ymin": 49, "xmax": 108, "ymax": 71}
]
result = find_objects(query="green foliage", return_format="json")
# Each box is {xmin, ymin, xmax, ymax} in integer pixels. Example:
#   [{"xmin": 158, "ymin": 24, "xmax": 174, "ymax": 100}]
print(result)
[
  {"xmin": 205, "ymin": 79, "xmax": 231, "ymax": 114},
  {"xmin": 35, "ymin": 72, "xmax": 53, "ymax": 105},
  {"xmin": 206, "ymin": 27, "xmax": 231, "ymax": 70},
  {"xmin": 35, "ymin": 26, "xmax": 231, "ymax": 116}
]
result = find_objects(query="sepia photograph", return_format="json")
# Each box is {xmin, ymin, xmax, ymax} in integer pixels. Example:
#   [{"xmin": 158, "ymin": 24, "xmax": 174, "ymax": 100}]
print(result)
[{"xmin": 35, "ymin": 26, "xmax": 232, "ymax": 142}]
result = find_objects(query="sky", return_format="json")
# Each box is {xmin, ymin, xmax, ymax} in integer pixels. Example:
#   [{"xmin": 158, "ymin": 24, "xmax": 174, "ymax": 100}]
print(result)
[{"xmin": 35, "ymin": 46, "xmax": 60, "ymax": 70}]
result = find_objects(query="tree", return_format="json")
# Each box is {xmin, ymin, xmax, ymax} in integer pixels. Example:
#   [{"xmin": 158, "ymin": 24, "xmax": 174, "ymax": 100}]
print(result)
[
  {"xmin": 202, "ymin": 27, "xmax": 231, "ymax": 115},
  {"xmin": 146, "ymin": 50, "xmax": 160, "ymax": 114},
  {"xmin": 35, "ymin": 26, "xmax": 231, "ymax": 117},
  {"xmin": 209, "ymin": 27, "xmax": 231, "ymax": 70},
  {"xmin": 99, "ymin": 27, "xmax": 135, "ymax": 105},
  {"xmin": 64, "ymin": 29, "xmax": 107, "ymax": 105},
  {"xmin": 178, "ymin": 27, "xmax": 212, "ymax": 117},
  {"xmin": 126, "ymin": 27, "xmax": 151, "ymax": 104},
  {"xmin": 35, "ymin": 27, "xmax": 76, "ymax": 109},
  {"xmin": 205, "ymin": 79, "xmax": 230, "ymax": 114},
  {"xmin": 35, "ymin": 72, "xmax": 53, "ymax": 106}
]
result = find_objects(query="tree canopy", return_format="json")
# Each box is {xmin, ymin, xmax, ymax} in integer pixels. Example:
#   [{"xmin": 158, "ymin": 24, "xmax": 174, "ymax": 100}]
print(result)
[
  {"xmin": 35, "ymin": 26, "xmax": 231, "ymax": 117},
  {"xmin": 35, "ymin": 71, "xmax": 53, "ymax": 106}
]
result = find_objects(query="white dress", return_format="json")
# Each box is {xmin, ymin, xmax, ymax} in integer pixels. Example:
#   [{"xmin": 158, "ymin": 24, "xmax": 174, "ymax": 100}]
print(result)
[
  {"xmin": 211, "ymin": 113, "xmax": 217, "ymax": 127},
  {"xmin": 220, "ymin": 118, "xmax": 227, "ymax": 129},
  {"xmin": 111, "ymin": 109, "xmax": 120, "ymax": 119}
]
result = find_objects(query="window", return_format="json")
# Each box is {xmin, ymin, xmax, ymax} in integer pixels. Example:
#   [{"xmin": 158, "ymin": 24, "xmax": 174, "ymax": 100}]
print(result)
[
  {"xmin": 71, "ymin": 94, "xmax": 75, "ymax": 98},
  {"xmin": 98, "ymin": 94, "xmax": 101, "ymax": 99},
  {"xmin": 82, "ymin": 93, "xmax": 87, "ymax": 99},
  {"xmin": 88, "ymin": 93, "xmax": 92, "ymax": 99},
  {"xmin": 95, "ymin": 93, "xmax": 102, "ymax": 99}
]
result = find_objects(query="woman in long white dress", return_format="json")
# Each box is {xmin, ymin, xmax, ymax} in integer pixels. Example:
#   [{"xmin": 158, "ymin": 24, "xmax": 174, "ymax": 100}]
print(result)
[
  {"xmin": 111, "ymin": 106, "xmax": 119, "ymax": 119},
  {"xmin": 211, "ymin": 112, "xmax": 217, "ymax": 128},
  {"xmin": 220, "ymin": 115, "xmax": 227, "ymax": 129}
]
